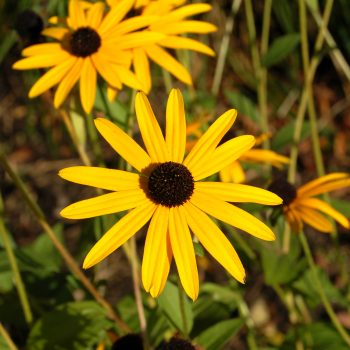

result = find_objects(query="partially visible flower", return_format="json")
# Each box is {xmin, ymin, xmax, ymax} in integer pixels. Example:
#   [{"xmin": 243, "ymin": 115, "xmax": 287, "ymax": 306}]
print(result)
[
  {"xmin": 268, "ymin": 174, "xmax": 350, "ymax": 233},
  {"xmin": 14, "ymin": 10, "xmax": 44, "ymax": 46},
  {"xmin": 156, "ymin": 337, "xmax": 195, "ymax": 350},
  {"xmin": 107, "ymin": 0, "xmax": 216, "ymax": 97},
  {"xmin": 60, "ymin": 89, "xmax": 281, "ymax": 300},
  {"xmin": 13, "ymin": 0, "xmax": 164, "ymax": 113}
]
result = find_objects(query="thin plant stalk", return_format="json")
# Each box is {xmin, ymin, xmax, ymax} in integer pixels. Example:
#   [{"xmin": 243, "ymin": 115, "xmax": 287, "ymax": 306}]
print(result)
[
  {"xmin": 0, "ymin": 323, "xmax": 18, "ymax": 350},
  {"xmin": 86, "ymin": 112, "xmax": 104, "ymax": 167},
  {"xmin": 177, "ymin": 278, "xmax": 189, "ymax": 338},
  {"xmin": 0, "ymin": 194, "xmax": 33, "ymax": 325},
  {"xmin": 211, "ymin": 0, "xmax": 242, "ymax": 96},
  {"xmin": 162, "ymin": 68, "xmax": 173, "ymax": 93},
  {"xmin": 299, "ymin": 232, "xmax": 350, "ymax": 346},
  {"xmin": 0, "ymin": 153, "xmax": 130, "ymax": 333}
]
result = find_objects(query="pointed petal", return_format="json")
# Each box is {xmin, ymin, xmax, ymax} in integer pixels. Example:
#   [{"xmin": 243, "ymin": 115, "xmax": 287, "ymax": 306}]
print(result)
[
  {"xmin": 135, "ymin": 92, "xmax": 169, "ymax": 162},
  {"xmin": 94, "ymin": 118, "xmax": 151, "ymax": 171},
  {"xmin": 83, "ymin": 201, "xmax": 156, "ymax": 268},
  {"xmin": 184, "ymin": 202, "xmax": 245, "ymax": 283},
  {"xmin": 13, "ymin": 51, "xmax": 71, "ymax": 69},
  {"xmin": 241, "ymin": 149, "xmax": 289, "ymax": 168},
  {"xmin": 191, "ymin": 135, "xmax": 255, "ymax": 181},
  {"xmin": 28, "ymin": 57, "xmax": 77, "ymax": 98},
  {"xmin": 183, "ymin": 109, "xmax": 237, "ymax": 173},
  {"xmin": 144, "ymin": 44, "xmax": 192, "ymax": 85},
  {"xmin": 54, "ymin": 58, "xmax": 84, "ymax": 108},
  {"xmin": 22, "ymin": 43, "xmax": 64, "ymax": 57},
  {"xmin": 299, "ymin": 198, "xmax": 350, "ymax": 229},
  {"xmin": 60, "ymin": 189, "xmax": 148, "ymax": 219},
  {"xmin": 107, "ymin": 16, "xmax": 159, "ymax": 36},
  {"xmin": 159, "ymin": 35, "xmax": 215, "ymax": 56},
  {"xmin": 107, "ymin": 32, "xmax": 166, "ymax": 50},
  {"xmin": 191, "ymin": 190, "xmax": 275, "ymax": 241},
  {"xmin": 195, "ymin": 182, "xmax": 282, "ymax": 205},
  {"xmin": 115, "ymin": 65, "xmax": 143, "ymax": 90},
  {"xmin": 69, "ymin": 0, "xmax": 87, "ymax": 29},
  {"xmin": 298, "ymin": 206, "xmax": 333, "ymax": 233},
  {"xmin": 219, "ymin": 162, "xmax": 246, "ymax": 184},
  {"xmin": 166, "ymin": 89, "xmax": 186, "ymax": 163},
  {"xmin": 87, "ymin": 2, "xmax": 105, "ymax": 28},
  {"xmin": 169, "ymin": 206, "xmax": 199, "ymax": 301},
  {"xmin": 41, "ymin": 28, "xmax": 69, "ymax": 40},
  {"xmin": 142, "ymin": 206, "xmax": 172, "ymax": 297},
  {"xmin": 59, "ymin": 166, "xmax": 140, "ymax": 191},
  {"xmin": 133, "ymin": 48, "xmax": 151, "ymax": 93},
  {"xmin": 91, "ymin": 54, "xmax": 123, "ymax": 89},
  {"xmin": 107, "ymin": 86, "xmax": 119, "ymax": 101},
  {"xmin": 159, "ymin": 21, "xmax": 217, "ymax": 35},
  {"xmin": 97, "ymin": 45, "xmax": 133, "ymax": 65},
  {"xmin": 80, "ymin": 58, "xmax": 97, "ymax": 113}
]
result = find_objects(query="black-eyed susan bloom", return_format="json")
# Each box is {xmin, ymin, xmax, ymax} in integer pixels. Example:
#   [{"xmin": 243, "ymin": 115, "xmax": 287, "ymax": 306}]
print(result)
[
  {"xmin": 59, "ymin": 89, "xmax": 282, "ymax": 300},
  {"xmin": 12, "ymin": 0, "xmax": 164, "ymax": 113},
  {"xmin": 269, "ymin": 174, "xmax": 350, "ymax": 233}
]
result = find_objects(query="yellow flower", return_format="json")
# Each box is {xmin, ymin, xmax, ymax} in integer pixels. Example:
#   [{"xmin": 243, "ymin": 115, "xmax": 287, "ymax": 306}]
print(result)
[
  {"xmin": 107, "ymin": 0, "xmax": 216, "ymax": 96},
  {"xmin": 268, "ymin": 174, "xmax": 350, "ymax": 233},
  {"xmin": 12, "ymin": 0, "xmax": 164, "ymax": 113},
  {"xmin": 59, "ymin": 89, "xmax": 282, "ymax": 300}
]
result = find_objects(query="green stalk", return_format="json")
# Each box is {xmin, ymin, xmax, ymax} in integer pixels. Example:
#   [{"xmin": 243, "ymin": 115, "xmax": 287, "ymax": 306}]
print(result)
[
  {"xmin": 0, "ymin": 323, "xmax": 18, "ymax": 350},
  {"xmin": 161, "ymin": 68, "xmax": 173, "ymax": 93},
  {"xmin": 0, "ymin": 194, "xmax": 33, "ymax": 325},
  {"xmin": 86, "ymin": 112, "xmax": 104, "ymax": 167},
  {"xmin": 299, "ymin": 232, "xmax": 350, "ymax": 346},
  {"xmin": 177, "ymin": 278, "xmax": 189, "ymax": 338},
  {"xmin": 0, "ymin": 153, "xmax": 130, "ymax": 333}
]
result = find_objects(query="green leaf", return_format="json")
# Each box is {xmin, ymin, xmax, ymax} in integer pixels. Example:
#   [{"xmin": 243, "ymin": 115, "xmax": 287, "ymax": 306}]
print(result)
[
  {"xmin": 0, "ymin": 252, "xmax": 13, "ymax": 293},
  {"xmin": 272, "ymin": 1, "xmax": 297, "ymax": 33},
  {"xmin": 0, "ymin": 31, "xmax": 17, "ymax": 65},
  {"xmin": 0, "ymin": 330, "xmax": 12, "ymax": 350},
  {"xmin": 225, "ymin": 91, "xmax": 259, "ymax": 122},
  {"xmin": 195, "ymin": 318, "xmax": 243, "ymax": 350},
  {"xmin": 70, "ymin": 110, "xmax": 86, "ymax": 148},
  {"xmin": 329, "ymin": 198, "xmax": 350, "ymax": 217},
  {"xmin": 157, "ymin": 281, "xmax": 193, "ymax": 334},
  {"xmin": 261, "ymin": 34, "xmax": 300, "ymax": 67},
  {"xmin": 116, "ymin": 295, "xmax": 140, "ymax": 332},
  {"xmin": 27, "ymin": 301, "xmax": 111, "ymax": 350}
]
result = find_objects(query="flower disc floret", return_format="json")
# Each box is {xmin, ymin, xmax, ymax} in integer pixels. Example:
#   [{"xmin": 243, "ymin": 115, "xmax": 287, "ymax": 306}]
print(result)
[
  {"xmin": 147, "ymin": 161, "xmax": 194, "ymax": 207},
  {"xmin": 268, "ymin": 179, "xmax": 296, "ymax": 206},
  {"xmin": 70, "ymin": 27, "xmax": 101, "ymax": 57}
]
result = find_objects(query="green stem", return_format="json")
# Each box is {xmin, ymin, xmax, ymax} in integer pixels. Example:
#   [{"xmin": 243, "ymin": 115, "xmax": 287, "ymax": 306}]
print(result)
[
  {"xmin": 161, "ymin": 68, "xmax": 173, "ymax": 93},
  {"xmin": 98, "ymin": 83, "xmax": 113, "ymax": 119},
  {"xmin": 86, "ymin": 112, "xmax": 104, "ymax": 167},
  {"xmin": 0, "ymin": 153, "xmax": 130, "ymax": 333},
  {"xmin": 299, "ymin": 232, "xmax": 350, "ymax": 346},
  {"xmin": 0, "ymin": 195, "xmax": 33, "ymax": 325},
  {"xmin": 0, "ymin": 323, "xmax": 18, "ymax": 350},
  {"xmin": 177, "ymin": 278, "xmax": 189, "ymax": 338}
]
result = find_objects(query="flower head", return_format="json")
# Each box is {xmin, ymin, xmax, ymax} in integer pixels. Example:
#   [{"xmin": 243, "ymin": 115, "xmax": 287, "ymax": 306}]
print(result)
[
  {"xmin": 269, "ymin": 174, "xmax": 350, "ymax": 233},
  {"xmin": 13, "ymin": 0, "xmax": 164, "ymax": 113},
  {"xmin": 59, "ymin": 89, "xmax": 282, "ymax": 300}
]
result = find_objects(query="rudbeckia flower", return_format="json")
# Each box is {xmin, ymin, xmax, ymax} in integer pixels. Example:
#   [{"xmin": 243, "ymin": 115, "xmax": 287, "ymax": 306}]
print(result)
[
  {"xmin": 59, "ymin": 89, "xmax": 282, "ymax": 300},
  {"xmin": 12, "ymin": 0, "xmax": 164, "ymax": 113},
  {"xmin": 268, "ymin": 174, "xmax": 350, "ymax": 233},
  {"xmin": 107, "ymin": 0, "xmax": 216, "ymax": 95}
]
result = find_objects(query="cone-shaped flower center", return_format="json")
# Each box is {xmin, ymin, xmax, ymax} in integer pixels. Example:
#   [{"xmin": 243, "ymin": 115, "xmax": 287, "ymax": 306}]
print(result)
[
  {"xmin": 147, "ymin": 162, "xmax": 194, "ymax": 207},
  {"xmin": 268, "ymin": 178, "xmax": 296, "ymax": 206},
  {"xmin": 70, "ymin": 27, "xmax": 101, "ymax": 57}
]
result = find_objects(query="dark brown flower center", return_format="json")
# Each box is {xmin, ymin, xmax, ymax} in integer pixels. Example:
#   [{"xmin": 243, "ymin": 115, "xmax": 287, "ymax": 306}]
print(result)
[
  {"xmin": 147, "ymin": 162, "xmax": 194, "ymax": 207},
  {"xmin": 70, "ymin": 27, "xmax": 101, "ymax": 57},
  {"xmin": 268, "ymin": 178, "xmax": 297, "ymax": 206}
]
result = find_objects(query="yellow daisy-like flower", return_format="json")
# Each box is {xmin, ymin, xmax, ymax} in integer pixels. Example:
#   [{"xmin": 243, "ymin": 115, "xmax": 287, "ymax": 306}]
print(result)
[
  {"xmin": 59, "ymin": 89, "xmax": 282, "ymax": 300},
  {"xmin": 12, "ymin": 0, "xmax": 164, "ymax": 113},
  {"xmin": 268, "ymin": 174, "xmax": 350, "ymax": 233},
  {"xmin": 107, "ymin": 0, "xmax": 216, "ymax": 95}
]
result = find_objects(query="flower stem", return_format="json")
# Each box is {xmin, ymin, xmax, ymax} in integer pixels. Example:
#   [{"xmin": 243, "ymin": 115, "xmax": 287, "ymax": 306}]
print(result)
[
  {"xmin": 177, "ymin": 277, "xmax": 189, "ymax": 338},
  {"xmin": 161, "ymin": 68, "xmax": 173, "ymax": 93},
  {"xmin": 0, "ymin": 194, "xmax": 33, "ymax": 325},
  {"xmin": 0, "ymin": 323, "xmax": 18, "ymax": 350},
  {"xmin": 299, "ymin": 232, "xmax": 350, "ymax": 346},
  {"xmin": 86, "ymin": 112, "xmax": 104, "ymax": 167},
  {"xmin": 0, "ymin": 152, "xmax": 130, "ymax": 333}
]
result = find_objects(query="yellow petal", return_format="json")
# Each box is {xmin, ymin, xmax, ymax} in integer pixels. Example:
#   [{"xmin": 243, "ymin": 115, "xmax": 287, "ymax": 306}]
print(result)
[
  {"xmin": 142, "ymin": 206, "xmax": 172, "ymax": 297},
  {"xmin": 169, "ymin": 206, "xmax": 199, "ymax": 301},
  {"xmin": 83, "ymin": 201, "xmax": 156, "ymax": 268},
  {"xmin": 80, "ymin": 58, "xmax": 97, "ymax": 113},
  {"xmin": 69, "ymin": 0, "xmax": 87, "ymax": 29},
  {"xmin": 297, "ymin": 173, "xmax": 349, "ymax": 197},
  {"xmin": 158, "ymin": 21, "xmax": 217, "ymax": 35},
  {"xmin": 219, "ymin": 161, "xmax": 246, "ymax": 184},
  {"xmin": 115, "ymin": 65, "xmax": 143, "ymax": 90},
  {"xmin": 94, "ymin": 118, "xmax": 151, "ymax": 171},
  {"xmin": 13, "ymin": 51, "xmax": 71, "ymax": 70},
  {"xmin": 97, "ymin": 45, "xmax": 133, "ymax": 65},
  {"xmin": 87, "ymin": 2, "xmax": 105, "ymax": 29},
  {"xmin": 299, "ymin": 198, "xmax": 350, "ymax": 229},
  {"xmin": 166, "ymin": 89, "xmax": 186, "ymax": 163},
  {"xmin": 91, "ymin": 54, "xmax": 123, "ymax": 89},
  {"xmin": 191, "ymin": 135, "xmax": 255, "ymax": 181},
  {"xmin": 190, "ymin": 191, "xmax": 275, "ymax": 241},
  {"xmin": 159, "ymin": 35, "xmax": 215, "ymax": 56},
  {"xmin": 107, "ymin": 86, "xmax": 119, "ymax": 101},
  {"xmin": 41, "ymin": 27, "xmax": 69, "ymax": 40},
  {"xmin": 241, "ymin": 149, "xmax": 289, "ymax": 168},
  {"xmin": 183, "ymin": 109, "xmax": 237, "ymax": 173},
  {"xmin": 195, "ymin": 182, "xmax": 282, "ymax": 205},
  {"xmin": 106, "ymin": 16, "xmax": 159, "ymax": 36},
  {"xmin": 183, "ymin": 201, "xmax": 245, "ymax": 283},
  {"xmin": 28, "ymin": 57, "xmax": 77, "ymax": 98},
  {"xmin": 107, "ymin": 32, "xmax": 166, "ymax": 50},
  {"xmin": 54, "ymin": 58, "xmax": 84, "ymax": 108},
  {"xmin": 59, "ymin": 166, "xmax": 140, "ymax": 191},
  {"xmin": 135, "ymin": 92, "xmax": 169, "ymax": 162},
  {"xmin": 298, "ymin": 206, "xmax": 333, "ymax": 233},
  {"xmin": 60, "ymin": 189, "xmax": 148, "ymax": 219},
  {"xmin": 22, "ymin": 43, "xmax": 65, "ymax": 57},
  {"xmin": 133, "ymin": 48, "xmax": 151, "ymax": 93},
  {"xmin": 286, "ymin": 208, "xmax": 303, "ymax": 233},
  {"xmin": 98, "ymin": 0, "xmax": 134, "ymax": 35},
  {"xmin": 144, "ymin": 44, "xmax": 192, "ymax": 85}
]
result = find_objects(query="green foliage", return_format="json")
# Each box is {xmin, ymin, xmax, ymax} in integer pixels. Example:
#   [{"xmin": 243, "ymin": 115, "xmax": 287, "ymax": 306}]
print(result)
[{"xmin": 225, "ymin": 91, "xmax": 259, "ymax": 122}]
